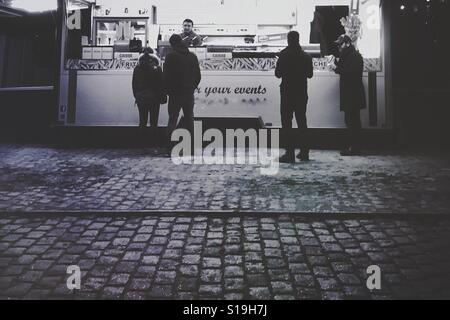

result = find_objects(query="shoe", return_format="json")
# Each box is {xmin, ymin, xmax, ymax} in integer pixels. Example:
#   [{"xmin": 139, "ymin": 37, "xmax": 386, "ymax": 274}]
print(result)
[
  {"xmin": 278, "ymin": 154, "xmax": 295, "ymax": 164},
  {"xmin": 296, "ymin": 153, "xmax": 310, "ymax": 162}
]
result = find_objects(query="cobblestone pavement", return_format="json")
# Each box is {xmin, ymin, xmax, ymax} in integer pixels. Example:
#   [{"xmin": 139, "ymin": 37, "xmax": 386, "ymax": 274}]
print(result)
[
  {"xmin": 0, "ymin": 214, "xmax": 450, "ymax": 300},
  {"xmin": 0, "ymin": 145, "xmax": 450, "ymax": 213}
]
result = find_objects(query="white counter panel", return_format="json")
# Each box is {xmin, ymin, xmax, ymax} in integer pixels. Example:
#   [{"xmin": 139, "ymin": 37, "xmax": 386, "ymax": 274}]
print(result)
[
  {"xmin": 67, "ymin": 70, "xmax": 387, "ymax": 129},
  {"xmin": 74, "ymin": 72, "xmax": 162, "ymax": 126}
]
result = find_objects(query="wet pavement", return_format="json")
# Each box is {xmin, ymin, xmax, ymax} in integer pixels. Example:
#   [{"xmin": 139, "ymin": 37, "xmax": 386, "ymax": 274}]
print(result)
[
  {"xmin": 0, "ymin": 145, "xmax": 449, "ymax": 213},
  {"xmin": 1, "ymin": 144, "xmax": 450, "ymax": 300}
]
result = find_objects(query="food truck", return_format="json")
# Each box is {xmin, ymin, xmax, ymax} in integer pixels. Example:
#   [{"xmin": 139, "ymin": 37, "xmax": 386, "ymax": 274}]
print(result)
[{"xmin": 57, "ymin": 0, "xmax": 391, "ymax": 129}]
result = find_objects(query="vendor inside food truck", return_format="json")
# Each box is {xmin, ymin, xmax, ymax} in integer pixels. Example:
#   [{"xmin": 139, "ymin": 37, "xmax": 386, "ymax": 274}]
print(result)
[{"xmin": 180, "ymin": 18, "xmax": 203, "ymax": 47}]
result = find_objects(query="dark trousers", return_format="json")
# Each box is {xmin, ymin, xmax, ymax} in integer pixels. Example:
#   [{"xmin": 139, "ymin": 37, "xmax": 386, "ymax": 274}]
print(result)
[
  {"xmin": 137, "ymin": 103, "xmax": 160, "ymax": 128},
  {"xmin": 167, "ymin": 93, "xmax": 195, "ymax": 147},
  {"xmin": 280, "ymin": 89, "xmax": 309, "ymax": 157},
  {"xmin": 344, "ymin": 109, "xmax": 362, "ymax": 149}
]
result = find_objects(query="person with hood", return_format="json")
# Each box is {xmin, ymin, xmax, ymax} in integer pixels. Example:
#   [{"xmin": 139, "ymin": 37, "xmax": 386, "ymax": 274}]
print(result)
[
  {"xmin": 164, "ymin": 34, "xmax": 201, "ymax": 148},
  {"xmin": 275, "ymin": 31, "xmax": 313, "ymax": 163},
  {"xmin": 332, "ymin": 35, "xmax": 367, "ymax": 156},
  {"xmin": 132, "ymin": 48, "xmax": 166, "ymax": 129}
]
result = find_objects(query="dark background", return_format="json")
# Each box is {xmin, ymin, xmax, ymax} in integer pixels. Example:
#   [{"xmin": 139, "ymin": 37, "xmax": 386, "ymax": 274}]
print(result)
[
  {"xmin": 390, "ymin": 0, "xmax": 450, "ymax": 148},
  {"xmin": 0, "ymin": 10, "xmax": 58, "ymax": 137},
  {"xmin": 0, "ymin": 0, "xmax": 449, "ymax": 148}
]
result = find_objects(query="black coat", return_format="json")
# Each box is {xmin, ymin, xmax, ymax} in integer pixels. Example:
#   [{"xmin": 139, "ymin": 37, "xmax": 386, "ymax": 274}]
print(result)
[
  {"xmin": 335, "ymin": 46, "xmax": 367, "ymax": 112},
  {"xmin": 275, "ymin": 45, "xmax": 313, "ymax": 95},
  {"xmin": 132, "ymin": 58, "xmax": 164, "ymax": 105},
  {"xmin": 163, "ymin": 45, "xmax": 201, "ymax": 96}
]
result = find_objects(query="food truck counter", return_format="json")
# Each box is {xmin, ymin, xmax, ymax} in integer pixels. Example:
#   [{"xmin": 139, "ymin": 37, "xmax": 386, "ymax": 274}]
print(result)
[
  {"xmin": 58, "ymin": 0, "xmax": 390, "ymax": 130},
  {"xmin": 62, "ymin": 49, "xmax": 384, "ymax": 129}
]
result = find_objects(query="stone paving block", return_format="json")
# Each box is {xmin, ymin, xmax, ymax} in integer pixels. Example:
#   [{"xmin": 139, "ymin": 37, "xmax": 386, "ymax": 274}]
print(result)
[
  {"xmin": 248, "ymin": 287, "xmax": 272, "ymax": 300},
  {"xmin": 224, "ymin": 292, "xmax": 244, "ymax": 300},
  {"xmin": 123, "ymin": 252, "xmax": 142, "ymax": 262},
  {"xmin": 114, "ymin": 262, "xmax": 138, "ymax": 273},
  {"xmin": 136, "ymin": 266, "xmax": 156, "ymax": 278},
  {"xmin": 177, "ymin": 277, "xmax": 198, "ymax": 291},
  {"xmin": 202, "ymin": 257, "xmax": 222, "ymax": 269},
  {"xmin": 246, "ymin": 274, "xmax": 269, "ymax": 287},
  {"xmin": 199, "ymin": 285, "xmax": 222, "ymax": 297},
  {"xmin": 224, "ymin": 266, "xmax": 244, "ymax": 278},
  {"xmin": 271, "ymin": 281, "xmax": 294, "ymax": 294},
  {"xmin": 331, "ymin": 262, "xmax": 354, "ymax": 274},
  {"xmin": 200, "ymin": 269, "xmax": 222, "ymax": 284},
  {"xmin": 102, "ymin": 286, "xmax": 124, "ymax": 299},
  {"xmin": 317, "ymin": 278, "xmax": 342, "ymax": 291},
  {"xmin": 224, "ymin": 278, "xmax": 244, "ymax": 292},
  {"xmin": 154, "ymin": 271, "xmax": 177, "ymax": 285},
  {"xmin": 129, "ymin": 278, "xmax": 152, "ymax": 290}
]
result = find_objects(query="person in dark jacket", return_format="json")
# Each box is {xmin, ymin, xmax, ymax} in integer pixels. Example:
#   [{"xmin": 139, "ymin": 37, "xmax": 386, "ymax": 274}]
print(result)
[
  {"xmin": 275, "ymin": 31, "xmax": 314, "ymax": 163},
  {"xmin": 164, "ymin": 34, "xmax": 201, "ymax": 147},
  {"xmin": 333, "ymin": 35, "xmax": 367, "ymax": 156},
  {"xmin": 132, "ymin": 49, "xmax": 165, "ymax": 128}
]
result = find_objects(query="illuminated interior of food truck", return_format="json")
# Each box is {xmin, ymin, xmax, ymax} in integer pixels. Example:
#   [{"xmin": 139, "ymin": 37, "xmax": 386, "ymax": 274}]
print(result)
[
  {"xmin": 94, "ymin": 19, "xmax": 148, "ymax": 47},
  {"xmin": 57, "ymin": 0, "xmax": 389, "ymax": 130}
]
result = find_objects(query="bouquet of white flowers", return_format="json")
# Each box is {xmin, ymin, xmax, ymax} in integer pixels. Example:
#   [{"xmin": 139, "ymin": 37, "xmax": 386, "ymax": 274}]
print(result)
[{"xmin": 340, "ymin": 14, "xmax": 363, "ymax": 46}]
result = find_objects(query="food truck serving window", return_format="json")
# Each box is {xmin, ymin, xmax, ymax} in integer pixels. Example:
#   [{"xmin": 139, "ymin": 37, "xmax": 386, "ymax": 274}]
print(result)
[
  {"xmin": 64, "ymin": 0, "xmax": 152, "ymax": 62},
  {"xmin": 62, "ymin": 0, "xmax": 383, "ymax": 73},
  {"xmin": 94, "ymin": 18, "xmax": 148, "ymax": 47},
  {"xmin": 299, "ymin": 0, "xmax": 382, "ymax": 62}
]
